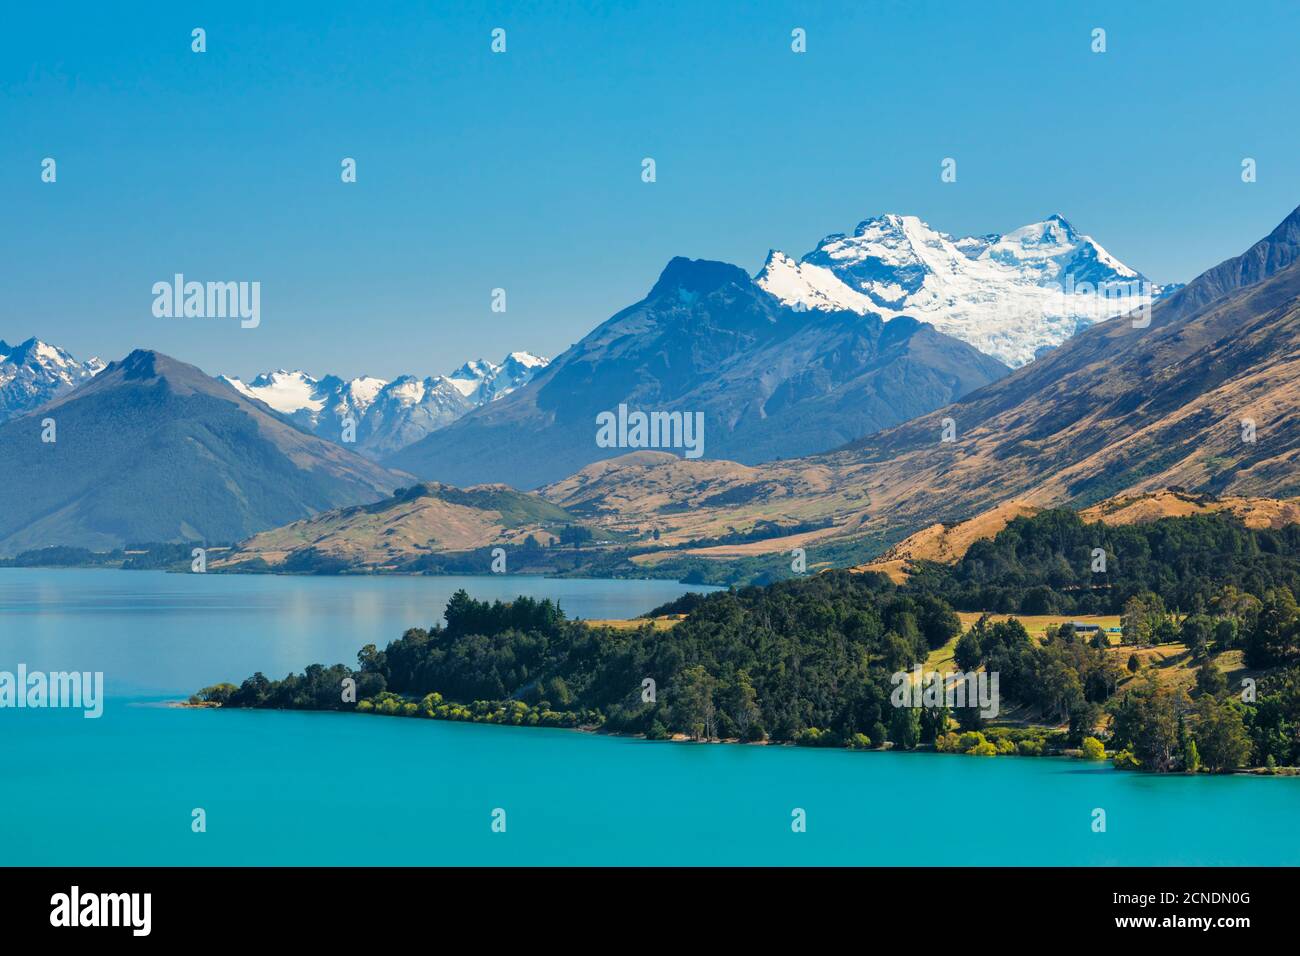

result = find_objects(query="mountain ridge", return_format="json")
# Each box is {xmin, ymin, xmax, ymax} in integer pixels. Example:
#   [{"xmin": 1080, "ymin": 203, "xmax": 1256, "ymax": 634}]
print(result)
[
  {"xmin": 385, "ymin": 256, "xmax": 1010, "ymax": 488},
  {"xmin": 0, "ymin": 349, "xmax": 405, "ymax": 554}
]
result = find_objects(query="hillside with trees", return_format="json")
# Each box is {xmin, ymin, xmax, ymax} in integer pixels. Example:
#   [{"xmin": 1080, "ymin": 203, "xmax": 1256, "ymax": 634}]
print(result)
[
  {"xmin": 904, "ymin": 509, "xmax": 1300, "ymax": 615},
  {"xmin": 208, "ymin": 508, "xmax": 1300, "ymax": 773}
]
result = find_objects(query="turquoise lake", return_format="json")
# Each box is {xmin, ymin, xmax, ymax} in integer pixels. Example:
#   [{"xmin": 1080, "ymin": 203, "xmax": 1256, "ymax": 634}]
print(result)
[{"xmin": 2, "ymin": 569, "xmax": 1298, "ymax": 866}]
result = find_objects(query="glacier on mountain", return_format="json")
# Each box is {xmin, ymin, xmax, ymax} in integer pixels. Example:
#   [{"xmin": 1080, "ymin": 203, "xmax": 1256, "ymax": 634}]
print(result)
[{"xmin": 757, "ymin": 213, "xmax": 1176, "ymax": 367}]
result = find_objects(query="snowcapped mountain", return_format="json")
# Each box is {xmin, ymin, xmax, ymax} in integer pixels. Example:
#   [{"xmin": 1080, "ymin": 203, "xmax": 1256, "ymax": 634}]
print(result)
[
  {"xmin": 349, "ymin": 375, "xmax": 474, "ymax": 457},
  {"xmin": 0, "ymin": 337, "xmax": 104, "ymax": 423},
  {"xmin": 223, "ymin": 352, "xmax": 548, "ymax": 458},
  {"xmin": 387, "ymin": 258, "xmax": 1010, "ymax": 488},
  {"xmin": 757, "ymin": 214, "xmax": 1177, "ymax": 367},
  {"xmin": 221, "ymin": 370, "xmax": 327, "ymax": 423},
  {"xmin": 447, "ymin": 351, "xmax": 549, "ymax": 404}
]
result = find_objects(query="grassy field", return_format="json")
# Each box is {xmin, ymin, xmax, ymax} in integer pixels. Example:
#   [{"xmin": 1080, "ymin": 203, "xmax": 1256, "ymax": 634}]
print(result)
[
  {"xmin": 582, "ymin": 614, "xmax": 686, "ymax": 632},
  {"xmin": 927, "ymin": 611, "xmax": 1257, "ymax": 729},
  {"xmin": 954, "ymin": 612, "xmax": 1122, "ymax": 639},
  {"xmin": 927, "ymin": 613, "xmax": 1123, "ymax": 671}
]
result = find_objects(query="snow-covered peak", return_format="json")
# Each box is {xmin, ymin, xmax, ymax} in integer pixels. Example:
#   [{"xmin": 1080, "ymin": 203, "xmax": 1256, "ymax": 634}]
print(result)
[
  {"xmin": 223, "ymin": 370, "xmax": 325, "ymax": 415},
  {"xmin": 503, "ymin": 350, "xmax": 547, "ymax": 370},
  {"xmin": 340, "ymin": 375, "xmax": 388, "ymax": 413},
  {"xmin": 0, "ymin": 337, "xmax": 104, "ymax": 423},
  {"xmin": 757, "ymin": 213, "xmax": 1167, "ymax": 367},
  {"xmin": 382, "ymin": 375, "xmax": 429, "ymax": 405},
  {"xmin": 983, "ymin": 215, "xmax": 1139, "ymax": 287},
  {"xmin": 449, "ymin": 358, "xmax": 499, "ymax": 387},
  {"xmin": 448, "ymin": 352, "xmax": 549, "ymax": 402},
  {"xmin": 218, "ymin": 351, "xmax": 549, "ymax": 457},
  {"xmin": 3, "ymin": 337, "xmax": 90, "ymax": 372},
  {"xmin": 758, "ymin": 249, "xmax": 877, "ymax": 313}
]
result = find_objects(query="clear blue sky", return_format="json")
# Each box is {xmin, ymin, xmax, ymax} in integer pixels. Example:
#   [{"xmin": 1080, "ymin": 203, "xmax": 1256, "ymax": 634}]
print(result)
[{"xmin": 2, "ymin": 0, "xmax": 1297, "ymax": 379}]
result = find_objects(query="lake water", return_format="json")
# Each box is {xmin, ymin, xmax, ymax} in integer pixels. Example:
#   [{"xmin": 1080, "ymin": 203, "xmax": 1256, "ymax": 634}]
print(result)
[{"xmin": 2, "ymin": 569, "xmax": 1298, "ymax": 866}]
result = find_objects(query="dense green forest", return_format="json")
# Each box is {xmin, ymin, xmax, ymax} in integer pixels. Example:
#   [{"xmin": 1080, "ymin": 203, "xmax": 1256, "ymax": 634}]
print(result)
[
  {"xmin": 905, "ymin": 510, "xmax": 1300, "ymax": 615},
  {"xmin": 212, "ymin": 573, "xmax": 958, "ymax": 743},
  {"xmin": 208, "ymin": 510, "xmax": 1300, "ymax": 773}
]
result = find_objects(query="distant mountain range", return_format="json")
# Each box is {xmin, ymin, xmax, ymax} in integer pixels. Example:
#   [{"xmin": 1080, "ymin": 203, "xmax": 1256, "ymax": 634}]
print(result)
[
  {"xmin": 3, "ymin": 211, "xmax": 1160, "ymax": 486},
  {"xmin": 221, "ymin": 352, "xmax": 548, "ymax": 458},
  {"xmin": 0, "ymin": 339, "xmax": 548, "ymax": 459},
  {"xmin": 757, "ymin": 213, "xmax": 1178, "ymax": 368},
  {"xmin": 12, "ymin": 202, "xmax": 1297, "ymax": 569},
  {"xmin": 387, "ymin": 257, "xmax": 1011, "ymax": 488},
  {"xmin": 0, "ymin": 350, "xmax": 403, "ymax": 554},
  {"xmin": 0, "ymin": 338, "xmax": 104, "ymax": 423}
]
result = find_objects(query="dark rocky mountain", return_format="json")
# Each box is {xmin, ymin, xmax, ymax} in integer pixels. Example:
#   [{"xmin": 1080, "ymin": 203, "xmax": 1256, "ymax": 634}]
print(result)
[
  {"xmin": 387, "ymin": 257, "xmax": 1009, "ymax": 488},
  {"xmin": 1154, "ymin": 206, "xmax": 1300, "ymax": 325},
  {"xmin": 0, "ymin": 350, "xmax": 404, "ymax": 554}
]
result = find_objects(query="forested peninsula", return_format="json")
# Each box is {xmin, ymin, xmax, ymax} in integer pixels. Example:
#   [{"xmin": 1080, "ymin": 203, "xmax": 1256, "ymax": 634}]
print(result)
[{"xmin": 200, "ymin": 510, "xmax": 1300, "ymax": 774}]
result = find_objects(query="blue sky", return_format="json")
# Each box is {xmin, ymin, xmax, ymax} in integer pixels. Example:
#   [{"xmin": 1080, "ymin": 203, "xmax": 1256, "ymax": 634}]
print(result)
[{"xmin": 2, "ymin": 0, "xmax": 1297, "ymax": 379}]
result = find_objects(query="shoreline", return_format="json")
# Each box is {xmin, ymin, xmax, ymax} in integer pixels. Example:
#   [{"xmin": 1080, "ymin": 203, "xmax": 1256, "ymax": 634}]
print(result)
[{"xmin": 175, "ymin": 698, "xmax": 1300, "ymax": 776}]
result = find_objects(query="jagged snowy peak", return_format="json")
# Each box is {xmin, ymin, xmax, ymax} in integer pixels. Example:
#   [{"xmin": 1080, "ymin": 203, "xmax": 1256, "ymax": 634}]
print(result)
[
  {"xmin": 224, "ymin": 351, "xmax": 549, "ymax": 458},
  {"xmin": 0, "ymin": 337, "xmax": 104, "ymax": 423},
  {"xmin": 222, "ymin": 370, "xmax": 329, "ymax": 419},
  {"xmin": 503, "ymin": 350, "xmax": 547, "ymax": 370},
  {"xmin": 448, "ymin": 351, "xmax": 549, "ymax": 404},
  {"xmin": 757, "ymin": 214, "xmax": 1172, "ymax": 367},
  {"xmin": 983, "ymin": 214, "xmax": 1139, "ymax": 286},
  {"xmin": 334, "ymin": 375, "xmax": 388, "ymax": 414},
  {"xmin": 221, "ymin": 371, "xmax": 391, "ymax": 424},
  {"xmin": 356, "ymin": 375, "xmax": 473, "ymax": 458},
  {"xmin": 447, "ymin": 359, "xmax": 497, "ymax": 399}
]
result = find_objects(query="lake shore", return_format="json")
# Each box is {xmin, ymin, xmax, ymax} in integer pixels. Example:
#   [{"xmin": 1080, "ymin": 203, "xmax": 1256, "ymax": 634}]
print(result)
[{"xmin": 181, "ymin": 696, "xmax": 1300, "ymax": 777}]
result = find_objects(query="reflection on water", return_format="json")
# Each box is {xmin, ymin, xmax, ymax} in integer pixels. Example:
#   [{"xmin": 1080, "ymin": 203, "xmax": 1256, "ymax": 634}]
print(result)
[{"xmin": 0, "ymin": 568, "xmax": 714, "ymax": 695}]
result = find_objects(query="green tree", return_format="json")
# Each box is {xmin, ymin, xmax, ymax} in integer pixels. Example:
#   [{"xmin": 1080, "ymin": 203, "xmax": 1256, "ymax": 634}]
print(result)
[
  {"xmin": 1108, "ymin": 677, "xmax": 1185, "ymax": 772},
  {"xmin": 1244, "ymin": 588, "xmax": 1300, "ymax": 668},
  {"xmin": 888, "ymin": 707, "xmax": 922, "ymax": 750},
  {"xmin": 1194, "ymin": 698, "xmax": 1252, "ymax": 773},
  {"xmin": 1180, "ymin": 614, "xmax": 1214, "ymax": 660},
  {"xmin": 1122, "ymin": 592, "xmax": 1167, "ymax": 647},
  {"xmin": 1195, "ymin": 660, "xmax": 1227, "ymax": 697},
  {"xmin": 724, "ymin": 670, "xmax": 761, "ymax": 741},
  {"xmin": 673, "ymin": 665, "xmax": 718, "ymax": 740},
  {"xmin": 953, "ymin": 629, "xmax": 982, "ymax": 671}
]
